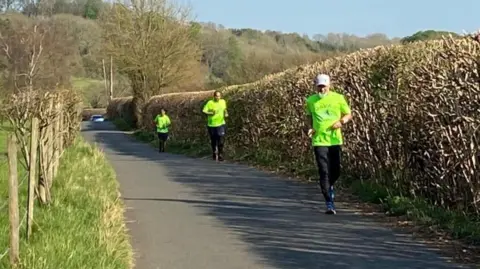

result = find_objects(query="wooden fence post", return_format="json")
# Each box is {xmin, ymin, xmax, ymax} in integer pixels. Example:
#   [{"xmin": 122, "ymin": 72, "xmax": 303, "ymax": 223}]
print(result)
[
  {"xmin": 59, "ymin": 104, "xmax": 64, "ymax": 155},
  {"xmin": 38, "ymin": 124, "xmax": 48, "ymax": 205},
  {"xmin": 7, "ymin": 134, "xmax": 19, "ymax": 265},
  {"xmin": 46, "ymin": 122, "xmax": 54, "ymax": 190},
  {"xmin": 52, "ymin": 103, "xmax": 61, "ymax": 178},
  {"xmin": 27, "ymin": 117, "xmax": 39, "ymax": 240}
]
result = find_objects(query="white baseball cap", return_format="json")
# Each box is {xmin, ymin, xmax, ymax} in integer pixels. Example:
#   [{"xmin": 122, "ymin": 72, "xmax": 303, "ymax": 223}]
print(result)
[{"xmin": 315, "ymin": 74, "xmax": 330, "ymax": 86}]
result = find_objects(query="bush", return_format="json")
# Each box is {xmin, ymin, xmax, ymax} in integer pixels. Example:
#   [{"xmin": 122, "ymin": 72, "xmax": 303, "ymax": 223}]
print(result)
[{"xmin": 107, "ymin": 97, "xmax": 134, "ymax": 127}]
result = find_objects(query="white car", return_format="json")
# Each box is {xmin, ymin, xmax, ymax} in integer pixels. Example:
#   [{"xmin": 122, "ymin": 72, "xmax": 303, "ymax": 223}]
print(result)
[{"xmin": 90, "ymin": 115, "xmax": 105, "ymax": 122}]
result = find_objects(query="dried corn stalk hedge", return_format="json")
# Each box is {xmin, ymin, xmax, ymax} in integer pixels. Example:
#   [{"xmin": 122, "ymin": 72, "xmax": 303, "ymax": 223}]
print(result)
[{"xmin": 108, "ymin": 36, "xmax": 480, "ymax": 214}]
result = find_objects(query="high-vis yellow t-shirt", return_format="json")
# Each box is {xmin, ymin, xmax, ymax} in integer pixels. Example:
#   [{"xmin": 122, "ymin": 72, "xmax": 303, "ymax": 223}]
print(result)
[
  {"xmin": 305, "ymin": 91, "xmax": 351, "ymax": 146},
  {"xmin": 202, "ymin": 99, "xmax": 227, "ymax": 127},
  {"xmin": 154, "ymin": 114, "xmax": 171, "ymax": 133}
]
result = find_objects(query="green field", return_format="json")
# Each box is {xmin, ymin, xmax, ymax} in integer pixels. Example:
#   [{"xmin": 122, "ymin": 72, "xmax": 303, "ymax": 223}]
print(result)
[
  {"xmin": 72, "ymin": 76, "xmax": 104, "ymax": 91},
  {"xmin": 72, "ymin": 76, "xmax": 106, "ymax": 108},
  {"xmin": 0, "ymin": 125, "xmax": 132, "ymax": 269},
  {"xmin": 72, "ymin": 76, "xmax": 131, "ymax": 109}
]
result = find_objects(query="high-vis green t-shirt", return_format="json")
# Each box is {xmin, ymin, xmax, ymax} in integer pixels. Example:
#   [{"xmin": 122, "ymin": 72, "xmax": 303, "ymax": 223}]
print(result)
[
  {"xmin": 154, "ymin": 114, "xmax": 171, "ymax": 133},
  {"xmin": 202, "ymin": 99, "xmax": 227, "ymax": 127},
  {"xmin": 305, "ymin": 91, "xmax": 351, "ymax": 146}
]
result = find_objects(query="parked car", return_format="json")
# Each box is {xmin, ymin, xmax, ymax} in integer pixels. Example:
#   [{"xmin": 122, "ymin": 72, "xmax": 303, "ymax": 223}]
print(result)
[{"xmin": 90, "ymin": 114, "xmax": 105, "ymax": 122}]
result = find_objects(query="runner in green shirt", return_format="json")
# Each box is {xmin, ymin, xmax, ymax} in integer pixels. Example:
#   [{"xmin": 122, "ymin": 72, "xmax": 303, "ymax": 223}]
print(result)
[
  {"xmin": 202, "ymin": 90, "xmax": 228, "ymax": 162},
  {"xmin": 305, "ymin": 74, "xmax": 352, "ymax": 215},
  {"xmin": 153, "ymin": 108, "xmax": 171, "ymax": 153}
]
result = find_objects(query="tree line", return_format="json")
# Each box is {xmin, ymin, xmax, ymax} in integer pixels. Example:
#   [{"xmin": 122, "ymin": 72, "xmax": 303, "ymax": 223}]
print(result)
[{"xmin": 0, "ymin": 0, "xmax": 459, "ymax": 125}]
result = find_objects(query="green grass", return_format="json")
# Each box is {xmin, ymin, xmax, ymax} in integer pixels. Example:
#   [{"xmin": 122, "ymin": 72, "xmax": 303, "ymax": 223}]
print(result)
[
  {"xmin": 72, "ymin": 77, "xmax": 104, "ymax": 92},
  {"xmin": 350, "ymin": 180, "xmax": 480, "ymax": 244},
  {"xmin": 72, "ymin": 76, "xmax": 106, "ymax": 108},
  {"xmin": 119, "ymin": 121, "xmax": 480, "ymax": 248},
  {"xmin": 0, "ymin": 127, "xmax": 133, "ymax": 269}
]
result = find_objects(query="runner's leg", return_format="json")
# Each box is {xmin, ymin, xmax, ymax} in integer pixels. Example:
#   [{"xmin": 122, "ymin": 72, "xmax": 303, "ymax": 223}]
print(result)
[
  {"xmin": 327, "ymin": 145, "xmax": 342, "ymax": 205},
  {"xmin": 217, "ymin": 125, "xmax": 225, "ymax": 161},
  {"xmin": 208, "ymin": 127, "xmax": 218, "ymax": 160},
  {"xmin": 313, "ymin": 146, "xmax": 334, "ymax": 213},
  {"xmin": 157, "ymin": 132, "xmax": 162, "ymax": 152},
  {"xmin": 217, "ymin": 136, "xmax": 224, "ymax": 161},
  {"xmin": 161, "ymin": 133, "xmax": 168, "ymax": 152}
]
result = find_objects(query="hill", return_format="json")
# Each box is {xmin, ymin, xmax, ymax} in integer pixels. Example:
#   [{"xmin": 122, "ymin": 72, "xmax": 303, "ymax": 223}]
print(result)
[
  {"xmin": 197, "ymin": 22, "xmax": 400, "ymax": 87},
  {"xmin": 68, "ymin": 15, "xmax": 401, "ymax": 107},
  {"xmin": 0, "ymin": 0, "xmax": 460, "ymax": 108}
]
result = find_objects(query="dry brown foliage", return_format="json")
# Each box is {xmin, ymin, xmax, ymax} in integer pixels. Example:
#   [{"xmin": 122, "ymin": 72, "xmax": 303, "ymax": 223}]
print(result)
[
  {"xmin": 100, "ymin": 1, "xmax": 203, "ymax": 128},
  {"xmin": 0, "ymin": 14, "xmax": 77, "ymax": 94},
  {"xmin": 108, "ymin": 36, "xmax": 480, "ymax": 214},
  {"xmin": 106, "ymin": 96, "xmax": 133, "ymax": 123},
  {"xmin": 1, "ymin": 89, "xmax": 82, "ymax": 204}
]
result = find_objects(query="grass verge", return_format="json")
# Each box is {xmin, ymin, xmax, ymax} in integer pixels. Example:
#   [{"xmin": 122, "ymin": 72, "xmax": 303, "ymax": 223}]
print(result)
[
  {"xmin": 121, "ymin": 123, "xmax": 480, "ymax": 250},
  {"xmin": 0, "ymin": 127, "xmax": 133, "ymax": 269},
  {"xmin": 350, "ymin": 180, "xmax": 480, "ymax": 244}
]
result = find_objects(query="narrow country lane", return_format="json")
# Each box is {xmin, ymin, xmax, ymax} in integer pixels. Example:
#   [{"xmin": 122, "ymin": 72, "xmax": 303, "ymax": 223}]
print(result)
[{"xmin": 81, "ymin": 122, "xmax": 471, "ymax": 269}]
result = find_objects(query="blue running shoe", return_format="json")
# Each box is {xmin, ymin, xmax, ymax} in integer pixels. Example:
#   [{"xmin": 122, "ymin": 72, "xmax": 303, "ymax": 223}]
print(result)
[
  {"xmin": 325, "ymin": 201, "xmax": 336, "ymax": 215},
  {"xmin": 328, "ymin": 185, "xmax": 335, "ymax": 202},
  {"xmin": 328, "ymin": 185, "xmax": 336, "ymax": 210}
]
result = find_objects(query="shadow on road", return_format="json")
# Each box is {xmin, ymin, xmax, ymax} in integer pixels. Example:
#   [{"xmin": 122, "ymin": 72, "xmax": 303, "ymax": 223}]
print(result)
[{"xmin": 82, "ymin": 122, "xmax": 466, "ymax": 269}]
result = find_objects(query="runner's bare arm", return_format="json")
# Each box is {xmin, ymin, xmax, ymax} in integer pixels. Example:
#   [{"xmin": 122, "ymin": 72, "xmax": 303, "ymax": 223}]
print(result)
[
  {"xmin": 305, "ymin": 102, "xmax": 314, "ymax": 135},
  {"xmin": 340, "ymin": 113, "xmax": 352, "ymax": 125},
  {"xmin": 339, "ymin": 96, "xmax": 353, "ymax": 125},
  {"xmin": 202, "ymin": 103, "xmax": 214, "ymax": 115}
]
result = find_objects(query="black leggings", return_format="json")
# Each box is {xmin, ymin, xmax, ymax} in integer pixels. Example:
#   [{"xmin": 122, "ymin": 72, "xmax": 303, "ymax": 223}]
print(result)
[
  {"xmin": 157, "ymin": 132, "xmax": 168, "ymax": 152},
  {"xmin": 207, "ymin": 125, "xmax": 225, "ymax": 155},
  {"xmin": 313, "ymin": 145, "xmax": 342, "ymax": 203}
]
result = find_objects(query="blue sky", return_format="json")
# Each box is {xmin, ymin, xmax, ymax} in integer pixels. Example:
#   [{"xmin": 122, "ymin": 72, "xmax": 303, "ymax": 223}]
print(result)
[{"xmin": 182, "ymin": 0, "xmax": 478, "ymax": 38}]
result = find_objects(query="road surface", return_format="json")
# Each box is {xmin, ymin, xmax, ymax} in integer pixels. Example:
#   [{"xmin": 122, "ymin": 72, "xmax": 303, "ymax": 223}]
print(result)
[{"xmin": 81, "ymin": 122, "xmax": 471, "ymax": 269}]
